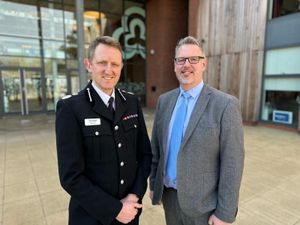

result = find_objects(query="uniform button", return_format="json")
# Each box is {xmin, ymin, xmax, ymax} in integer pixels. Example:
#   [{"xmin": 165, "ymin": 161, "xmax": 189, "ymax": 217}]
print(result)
[
  {"xmin": 134, "ymin": 124, "xmax": 137, "ymax": 128},
  {"xmin": 95, "ymin": 131, "xmax": 99, "ymax": 136},
  {"xmin": 114, "ymin": 125, "xmax": 119, "ymax": 130},
  {"xmin": 120, "ymin": 179, "xmax": 124, "ymax": 184},
  {"xmin": 120, "ymin": 161, "xmax": 124, "ymax": 166},
  {"xmin": 118, "ymin": 143, "xmax": 122, "ymax": 148}
]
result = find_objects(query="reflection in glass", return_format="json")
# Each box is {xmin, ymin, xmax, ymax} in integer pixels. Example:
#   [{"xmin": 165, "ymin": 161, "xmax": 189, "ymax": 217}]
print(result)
[
  {"xmin": 43, "ymin": 40, "xmax": 65, "ymax": 59},
  {"xmin": 44, "ymin": 59, "xmax": 67, "ymax": 110},
  {"xmin": 84, "ymin": 11, "xmax": 101, "ymax": 43},
  {"xmin": 1, "ymin": 70, "xmax": 21, "ymax": 113},
  {"xmin": 0, "ymin": 56, "xmax": 41, "ymax": 68},
  {"xmin": 41, "ymin": 3, "xmax": 64, "ymax": 40},
  {"xmin": 104, "ymin": 13, "xmax": 122, "ymax": 40},
  {"xmin": 24, "ymin": 70, "xmax": 42, "ymax": 112},
  {"xmin": 64, "ymin": 5, "xmax": 77, "ymax": 59},
  {"xmin": 101, "ymin": 0, "xmax": 122, "ymax": 14},
  {"xmin": 261, "ymin": 90, "xmax": 300, "ymax": 127},
  {"xmin": 0, "ymin": 1, "xmax": 39, "ymax": 37},
  {"xmin": 0, "ymin": 36, "xmax": 40, "ymax": 57}
]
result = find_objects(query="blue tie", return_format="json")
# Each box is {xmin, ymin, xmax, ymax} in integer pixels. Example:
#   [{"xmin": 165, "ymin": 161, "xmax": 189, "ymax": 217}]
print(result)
[{"xmin": 166, "ymin": 92, "xmax": 190, "ymax": 184}]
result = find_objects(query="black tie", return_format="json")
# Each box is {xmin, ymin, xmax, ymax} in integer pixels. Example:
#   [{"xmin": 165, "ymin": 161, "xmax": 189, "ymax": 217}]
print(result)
[{"xmin": 108, "ymin": 97, "xmax": 114, "ymax": 114}]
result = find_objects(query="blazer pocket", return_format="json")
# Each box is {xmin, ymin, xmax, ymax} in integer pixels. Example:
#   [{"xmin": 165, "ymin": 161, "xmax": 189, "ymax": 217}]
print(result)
[{"xmin": 82, "ymin": 126, "xmax": 114, "ymax": 162}]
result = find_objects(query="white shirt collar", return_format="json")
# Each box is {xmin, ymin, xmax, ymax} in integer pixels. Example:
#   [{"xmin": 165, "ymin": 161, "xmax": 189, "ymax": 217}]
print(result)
[{"xmin": 91, "ymin": 81, "xmax": 115, "ymax": 107}]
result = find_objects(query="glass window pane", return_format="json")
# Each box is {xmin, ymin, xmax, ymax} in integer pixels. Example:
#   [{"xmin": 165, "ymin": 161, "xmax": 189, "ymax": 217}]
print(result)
[
  {"xmin": 100, "ymin": 0, "xmax": 122, "ymax": 14},
  {"xmin": 84, "ymin": 11, "xmax": 101, "ymax": 43},
  {"xmin": 104, "ymin": 13, "xmax": 122, "ymax": 38},
  {"xmin": 41, "ymin": 3, "xmax": 64, "ymax": 40},
  {"xmin": 271, "ymin": 0, "xmax": 300, "ymax": 18},
  {"xmin": 43, "ymin": 40, "xmax": 65, "ymax": 59},
  {"xmin": 44, "ymin": 59, "xmax": 66, "ymax": 110},
  {"xmin": 124, "ymin": 0, "xmax": 145, "ymax": 10},
  {"xmin": 261, "ymin": 90, "xmax": 299, "ymax": 127},
  {"xmin": 111, "ymin": 6, "xmax": 146, "ymax": 55},
  {"xmin": 0, "ymin": 56, "xmax": 41, "ymax": 67},
  {"xmin": 0, "ymin": 0, "xmax": 39, "ymax": 37},
  {"xmin": 264, "ymin": 77, "xmax": 300, "ymax": 91},
  {"xmin": 265, "ymin": 47, "xmax": 300, "ymax": 75},
  {"xmin": 64, "ymin": 4, "xmax": 77, "ymax": 59},
  {"xmin": 0, "ymin": 36, "xmax": 40, "ymax": 57}
]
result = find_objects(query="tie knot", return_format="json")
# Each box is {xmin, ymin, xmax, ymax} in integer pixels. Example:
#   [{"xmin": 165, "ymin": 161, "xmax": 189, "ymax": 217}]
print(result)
[
  {"xmin": 108, "ymin": 97, "xmax": 114, "ymax": 104},
  {"xmin": 181, "ymin": 92, "xmax": 191, "ymax": 99}
]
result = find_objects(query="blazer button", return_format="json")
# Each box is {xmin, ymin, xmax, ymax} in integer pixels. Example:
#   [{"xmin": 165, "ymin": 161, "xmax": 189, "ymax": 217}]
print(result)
[
  {"xmin": 114, "ymin": 125, "xmax": 119, "ymax": 131},
  {"xmin": 95, "ymin": 131, "xmax": 99, "ymax": 136},
  {"xmin": 118, "ymin": 143, "xmax": 122, "ymax": 148},
  {"xmin": 120, "ymin": 179, "xmax": 124, "ymax": 184}
]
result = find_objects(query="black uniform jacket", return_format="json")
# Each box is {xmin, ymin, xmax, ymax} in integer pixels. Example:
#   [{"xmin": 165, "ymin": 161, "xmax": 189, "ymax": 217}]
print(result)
[{"xmin": 55, "ymin": 82, "xmax": 152, "ymax": 225}]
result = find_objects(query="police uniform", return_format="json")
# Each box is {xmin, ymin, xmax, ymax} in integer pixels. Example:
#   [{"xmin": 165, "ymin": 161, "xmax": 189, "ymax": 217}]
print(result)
[{"xmin": 55, "ymin": 81, "xmax": 152, "ymax": 225}]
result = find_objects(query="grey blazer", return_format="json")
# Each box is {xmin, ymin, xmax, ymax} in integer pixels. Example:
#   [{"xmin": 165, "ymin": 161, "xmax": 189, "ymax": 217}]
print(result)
[{"xmin": 149, "ymin": 84, "xmax": 244, "ymax": 223}]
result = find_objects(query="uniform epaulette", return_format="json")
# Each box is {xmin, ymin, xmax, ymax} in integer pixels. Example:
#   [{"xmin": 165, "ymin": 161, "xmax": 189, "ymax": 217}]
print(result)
[{"xmin": 62, "ymin": 95, "xmax": 72, "ymax": 99}]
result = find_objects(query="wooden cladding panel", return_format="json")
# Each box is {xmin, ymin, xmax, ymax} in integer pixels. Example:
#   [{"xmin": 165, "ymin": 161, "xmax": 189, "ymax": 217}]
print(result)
[{"xmin": 197, "ymin": 0, "xmax": 267, "ymax": 122}]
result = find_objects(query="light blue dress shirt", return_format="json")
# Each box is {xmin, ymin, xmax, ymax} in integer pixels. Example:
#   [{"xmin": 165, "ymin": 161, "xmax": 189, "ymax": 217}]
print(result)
[{"xmin": 164, "ymin": 81, "xmax": 204, "ymax": 188}]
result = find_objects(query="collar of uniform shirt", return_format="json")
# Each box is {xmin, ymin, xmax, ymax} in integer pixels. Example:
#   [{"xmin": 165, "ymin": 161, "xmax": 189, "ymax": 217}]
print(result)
[
  {"xmin": 91, "ymin": 81, "xmax": 116, "ymax": 108},
  {"xmin": 179, "ymin": 81, "xmax": 204, "ymax": 99}
]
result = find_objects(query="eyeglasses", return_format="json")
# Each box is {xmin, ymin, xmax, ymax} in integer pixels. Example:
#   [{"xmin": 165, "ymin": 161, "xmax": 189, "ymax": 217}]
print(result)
[{"xmin": 174, "ymin": 56, "xmax": 205, "ymax": 65}]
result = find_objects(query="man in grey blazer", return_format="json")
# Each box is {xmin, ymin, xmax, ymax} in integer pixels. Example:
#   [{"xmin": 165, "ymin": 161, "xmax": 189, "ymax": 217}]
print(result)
[{"xmin": 149, "ymin": 36, "xmax": 244, "ymax": 225}]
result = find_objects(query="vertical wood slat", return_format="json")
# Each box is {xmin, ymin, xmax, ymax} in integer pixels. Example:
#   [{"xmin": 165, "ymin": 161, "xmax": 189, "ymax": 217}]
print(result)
[{"xmin": 197, "ymin": 0, "xmax": 268, "ymax": 122}]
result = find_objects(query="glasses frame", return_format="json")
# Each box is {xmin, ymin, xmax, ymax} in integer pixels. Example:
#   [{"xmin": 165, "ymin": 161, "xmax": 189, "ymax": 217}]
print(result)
[{"xmin": 174, "ymin": 56, "xmax": 205, "ymax": 65}]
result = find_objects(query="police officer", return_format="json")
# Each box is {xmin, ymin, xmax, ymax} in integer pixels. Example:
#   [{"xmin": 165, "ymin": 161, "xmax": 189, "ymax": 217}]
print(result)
[{"xmin": 55, "ymin": 36, "xmax": 152, "ymax": 225}]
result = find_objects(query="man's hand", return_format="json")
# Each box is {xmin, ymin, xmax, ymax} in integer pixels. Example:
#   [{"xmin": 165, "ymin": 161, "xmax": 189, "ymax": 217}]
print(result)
[
  {"xmin": 116, "ymin": 201, "xmax": 142, "ymax": 224},
  {"xmin": 122, "ymin": 193, "xmax": 139, "ymax": 203},
  {"xmin": 208, "ymin": 214, "xmax": 231, "ymax": 225}
]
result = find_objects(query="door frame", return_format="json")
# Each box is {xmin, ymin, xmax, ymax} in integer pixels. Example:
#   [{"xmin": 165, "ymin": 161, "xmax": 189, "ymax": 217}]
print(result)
[{"xmin": 0, "ymin": 66, "xmax": 43, "ymax": 116}]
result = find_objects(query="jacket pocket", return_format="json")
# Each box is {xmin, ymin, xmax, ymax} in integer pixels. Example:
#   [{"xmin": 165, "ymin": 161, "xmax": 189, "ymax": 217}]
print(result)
[{"xmin": 82, "ymin": 126, "xmax": 114, "ymax": 162}]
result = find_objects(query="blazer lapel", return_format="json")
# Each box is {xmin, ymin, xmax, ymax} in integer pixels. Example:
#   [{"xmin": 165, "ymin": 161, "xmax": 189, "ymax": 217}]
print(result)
[
  {"xmin": 161, "ymin": 89, "xmax": 180, "ymax": 153},
  {"xmin": 181, "ymin": 85, "xmax": 212, "ymax": 148}
]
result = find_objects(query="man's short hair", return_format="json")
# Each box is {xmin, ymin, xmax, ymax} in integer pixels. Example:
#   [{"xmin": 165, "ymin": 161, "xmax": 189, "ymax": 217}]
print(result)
[
  {"xmin": 175, "ymin": 36, "xmax": 205, "ymax": 56},
  {"xmin": 87, "ymin": 36, "xmax": 122, "ymax": 60}
]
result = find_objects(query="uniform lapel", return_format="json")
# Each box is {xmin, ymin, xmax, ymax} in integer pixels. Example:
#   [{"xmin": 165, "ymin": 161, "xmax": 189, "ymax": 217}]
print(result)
[
  {"xmin": 114, "ymin": 92, "xmax": 126, "ymax": 124},
  {"xmin": 162, "ymin": 89, "xmax": 180, "ymax": 153},
  {"xmin": 181, "ymin": 85, "xmax": 212, "ymax": 148}
]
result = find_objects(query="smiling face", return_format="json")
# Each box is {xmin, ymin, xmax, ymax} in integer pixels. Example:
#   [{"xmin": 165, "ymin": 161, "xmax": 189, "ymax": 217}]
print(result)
[
  {"xmin": 84, "ymin": 43, "xmax": 123, "ymax": 95},
  {"xmin": 174, "ymin": 44, "xmax": 207, "ymax": 91}
]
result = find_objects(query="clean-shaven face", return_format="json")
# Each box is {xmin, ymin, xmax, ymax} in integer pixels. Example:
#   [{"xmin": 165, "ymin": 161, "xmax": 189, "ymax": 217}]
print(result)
[
  {"xmin": 174, "ymin": 44, "xmax": 207, "ymax": 91},
  {"xmin": 85, "ymin": 43, "xmax": 123, "ymax": 95}
]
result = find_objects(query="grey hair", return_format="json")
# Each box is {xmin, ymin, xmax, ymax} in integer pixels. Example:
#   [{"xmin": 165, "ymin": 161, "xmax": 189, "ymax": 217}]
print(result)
[{"xmin": 175, "ymin": 36, "xmax": 205, "ymax": 57}]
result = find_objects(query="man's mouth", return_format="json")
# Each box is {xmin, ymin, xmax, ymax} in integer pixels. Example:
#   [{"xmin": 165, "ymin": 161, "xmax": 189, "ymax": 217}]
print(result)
[{"xmin": 103, "ymin": 76, "xmax": 114, "ymax": 80}]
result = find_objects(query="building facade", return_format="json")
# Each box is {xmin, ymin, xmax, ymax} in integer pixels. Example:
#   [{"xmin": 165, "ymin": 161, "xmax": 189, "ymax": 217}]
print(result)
[{"xmin": 0, "ymin": 0, "xmax": 299, "ymax": 130}]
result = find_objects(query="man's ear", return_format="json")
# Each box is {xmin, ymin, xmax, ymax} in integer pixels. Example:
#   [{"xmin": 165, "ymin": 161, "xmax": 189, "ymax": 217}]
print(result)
[{"xmin": 83, "ymin": 58, "xmax": 91, "ymax": 72}]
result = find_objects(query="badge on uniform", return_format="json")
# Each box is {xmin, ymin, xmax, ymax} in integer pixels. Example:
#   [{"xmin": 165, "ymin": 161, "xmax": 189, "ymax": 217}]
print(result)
[
  {"xmin": 84, "ymin": 118, "xmax": 101, "ymax": 126},
  {"xmin": 122, "ymin": 114, "xmax": 138, "ymax": 120}
]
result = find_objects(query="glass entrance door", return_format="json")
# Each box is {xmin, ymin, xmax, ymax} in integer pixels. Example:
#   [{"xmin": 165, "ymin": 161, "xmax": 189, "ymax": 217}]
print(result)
[{"xmin": 0, "ymin": 68, "xmax": 42, "ymax": 115}]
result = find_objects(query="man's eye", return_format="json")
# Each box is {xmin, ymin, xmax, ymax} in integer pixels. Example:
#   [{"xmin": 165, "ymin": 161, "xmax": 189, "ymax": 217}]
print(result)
[
  {"xmin": 97, "ymin": 61, "xmax": 107, "ymax": 65},
  {"xmin": 177, "ymin": 58, "xmax": 185, "ymax": 62}
]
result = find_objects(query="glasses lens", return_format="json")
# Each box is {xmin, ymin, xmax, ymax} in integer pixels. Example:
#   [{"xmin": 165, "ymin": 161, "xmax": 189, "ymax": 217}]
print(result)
[
  {"xmin": 175, "ymin": 57, "xmax": 186, "ymax": 65},
  {"xmin": 189, "ymin": 56, "xmax": 200, "ymax": 64}
]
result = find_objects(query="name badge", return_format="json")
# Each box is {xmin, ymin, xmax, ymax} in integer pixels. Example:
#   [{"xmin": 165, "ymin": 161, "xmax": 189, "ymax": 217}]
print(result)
[{"xmin": 84, "ymin": 118, "xmax": 101, "ymax": 126}]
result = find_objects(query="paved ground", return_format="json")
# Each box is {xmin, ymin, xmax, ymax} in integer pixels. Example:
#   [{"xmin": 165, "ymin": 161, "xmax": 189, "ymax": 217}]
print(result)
[{"xmin": 0, "ymin": 109, "xmax": 300, "ymax": 225}]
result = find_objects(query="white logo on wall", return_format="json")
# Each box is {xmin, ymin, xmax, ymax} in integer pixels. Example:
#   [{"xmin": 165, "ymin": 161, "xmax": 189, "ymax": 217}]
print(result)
[{"xmin": 112, "ymin": 6, "xmax": 145, "ymax": 60}]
